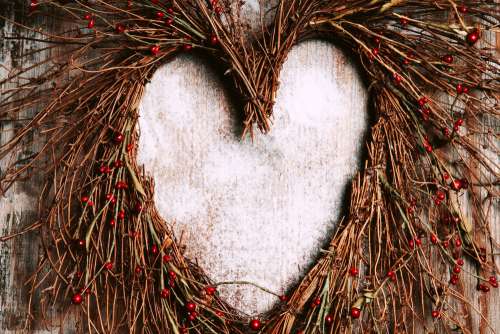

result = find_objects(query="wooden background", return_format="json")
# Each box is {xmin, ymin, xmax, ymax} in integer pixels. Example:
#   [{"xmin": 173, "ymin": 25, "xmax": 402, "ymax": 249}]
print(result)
[{"xmin": 1, "ymin": 1, "xmax": 498, "ymax": 333}]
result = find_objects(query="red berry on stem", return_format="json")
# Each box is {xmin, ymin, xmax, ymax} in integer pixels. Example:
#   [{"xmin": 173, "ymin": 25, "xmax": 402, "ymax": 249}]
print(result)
[
  {"xmin": 117, "ymin": 210, "xmax": 125, "ymax": 220},
  {"xmin": 84, "ymin": 13, "xmax": 92, "ymax": 20},
  {"xmin": 431, "ymin": 310, "xmax": 441, "ymax": 318},
  {"xmin": 187, "ymin": 311, "xmax": 198, "ymax": 321},
  {"xmin": 393, "ymin": 73, "xmax": 402, "ymax": 84},
  {"xmin": 81, "ymin": 196, "xmax": 89, "ymax": 203},
  {"xmin": 87, "ymin": 19, "xmax": 95, "ymax": 29},
  {"xmin": 451, "ymin": 179, "xmax": 462, "ymax": 191},
  {"xmin": 209, "ymin": 34, "xmax": 218, "ymax": 45},
  {"xmin": 135, "ymin": 266, "xmax": 142, "ymax": 274},
  {"xmin": 325, "ymin": 314, "xmax": 333, "ymax": 324},
  {"xmin": 186, "ymin": 302, "xmax": 196, "ymax": 312},
  {"xmin": 162, "ymin": 254, "xmax": 171, "ymax": 263},
  {"xmin": 160, "ymin": 288, "xmax": 170, "ymax": 298},
  {"xmin": 249, "ymin": 319, "xmax": 261, "ymax": 331},
  {"xmin": 109, "ymin": 218, "xmax": 116, "ymax": 227},
  {"xmin": 456, "ymin": 83, "xmax": 464, "ymax": 94},
  {"xmin": 183, "ymin": 44, "xmax": 193, "ymax": 52},
  {"xmin": 205, "ymin": 286, "xmax": 216, "ymax": 295},
  {"xmin": 372, "ymin": 47, "xmax": 379, "ymax": 56},
  {"xmin": 279, "ymin": 294, "xmax": 288, "ymax": 302},
  {"xmin": 457, "ymin": 258, "xmax": 464, "ymax": 266},
  {"xmin": 313, "ymin": 297, "xmax": 321, "ymax": 306},
  {"xmin": 116, "ymin": 23, "xmax": 125, "ymax": 33},
  {"xmin": 72, "ymin": 293, "xmax": 83, "ymax": 304},
  {"xmin": 113, "ymin": 132, "xmax": 124, "ymax": 143},
  {"xmin": 150, "ymin": 45, "xmax": 160, "ymax": 56},
  {"xmin": 166, "ymin": 7, "xmax": 174, "ymax": 14},
  {"xmin": 134, "ymin": 202, "xmax": 143, "ymax": 213},
  {"xmin": 351, "ymin": 307, "xmax": 361, "ymax": 319},
  {"xmin": 349, "ymin": 267, "xmax": 359, "ymax": 276},
  {"xmin": 415, "ymin": 238, "xmax": 422, "ymax": 246},
  {"xmin": 458, "ymin": 5, "xmax": 467, "ymax": 13},
  {"xmin": 156, "ymin": 11, "xmax": 164, "ymax": 19},
  {"xmin": 436, "ymin": 190, "xmax": 445, "ymax": 200},
  {"xmin": 442, "ymin": 54, "xmax": 453, "ymax": 64},
  {"xmin": 443, "ymin": 240, "xmax": 450, "ymax": 248},
  {"xmin": 466, "ymin": 29, "xmax": 480, "ymax": 45},
  {"xmin": 165, "ymin": 17, "xmax": 174, "ymax": 26},
  {"xmin": 453, "ymin": 266, "xmax": 461, "ymax": 274},
  {"xmin": 430, "ymin": 234, "xmax": 438, "ymax": 244},
  {"xmin": 29, "ymin": 0, "xmax": 38, "ymax": 12},
  {"xmin": 104, "ymin": 262, "xmax": 113, "ymax": 270},
  {"xmin": 455, "ymin": 238, "xmax": 462, "ymax": 247}
]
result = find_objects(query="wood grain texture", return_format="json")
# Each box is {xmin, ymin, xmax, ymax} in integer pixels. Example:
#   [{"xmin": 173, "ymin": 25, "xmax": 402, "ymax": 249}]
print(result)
[{"xmin": 0, "ymin": 1, "xmax": 498, "ymax": 333}]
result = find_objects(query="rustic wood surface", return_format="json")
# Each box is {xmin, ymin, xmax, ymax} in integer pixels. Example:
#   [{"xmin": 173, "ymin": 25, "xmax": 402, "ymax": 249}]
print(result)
[{"xmin": 0, "ymin": 1, "xmax": 498, "ymax": 333}]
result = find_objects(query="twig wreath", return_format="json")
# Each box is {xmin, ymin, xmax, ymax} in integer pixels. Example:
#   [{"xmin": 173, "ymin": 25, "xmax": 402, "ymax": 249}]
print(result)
[{"xmin": 0, "ymin": 0, "xmax": 499, "ymax": 333}]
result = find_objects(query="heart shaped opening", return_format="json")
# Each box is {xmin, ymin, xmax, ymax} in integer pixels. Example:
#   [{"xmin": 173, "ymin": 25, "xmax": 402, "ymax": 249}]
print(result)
[{"xmin": 137, "ymin": 40, "xmax": 368, "ymax": 315}]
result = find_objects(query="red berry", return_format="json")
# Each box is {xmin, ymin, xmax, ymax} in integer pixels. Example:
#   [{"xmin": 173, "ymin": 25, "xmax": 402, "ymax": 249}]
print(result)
[
  {"xmin": 113, "ymin": 132, "xmax": 124, "ymax": 143},
  {"xmin": 151, "ymin": 244, "xmax": 158, "ymax": 255},
  {"xmin": 150, "ymin": 45, "xmax": 160, "ymax": 56},
  {"xmin": 453, "ymin": 266, "xmax": 461, "ymax": 274},
  {"xmin": 72, "ymin": 293, "xmax": 83, "ymax": 304},
  {"xmin": 457, "ymin": 258, "xmax": 464, "ymax": 266},
  {"xmin": 372, "ymin": 47, "xmax": 379, "ymax": 56},
  {"xmin": 162, "ymin": 254, "xmax": 172, "ymax": 263},
  {"xmin": 205, "ymin": 286, "xmax": 216, "ymax": 296},
  {"xmin": 451, "ymin": 179, "xmax": 462, "ymax": 191},
  {"xmin": 169, "ymin": 271, "xmax": 177, "ymax": 280},
  {"xmin": 29, "ymin": 0, "xmax": 38, "ymax": 12},
  {"xmin": 115, "ymin": 23, "xmax": 125, "ymax": 33},
  {"xmin": 134, "ymin": 202, "xmax": 143, "ymax": 213},
  {"xmin": 209, "ymin": 34, "xmax": 218, "ymax": 45},
  {"xmin": 489, "ymin": 276, "xmax": 497, "ymax": 285},
  {"xmin": 165, "ymin": 17, "xmax": 174, "ymax": 26},
  {"xmin": 393, "ymin": 73, "xmax": 402, "ymax": 84},
  {"xmin": 431, "ymin": 310, "xmax": 441, "ymax": 318},
  {"xmin": 418, "ymin": 97, "xmax": 427, "ymax": 107},
  {"xmin": 186, "ymin": 302, "xmax": 196, "ymax": 312},
  {"xmin": 117, "ymin": 210, "xmax": 125, "ymax": 220},
  {"xmin": 455, "ymin": 238, "xmax": 462, "ymax": 247},
  {"xmin": 166, "ymin": 7, "xmax": 174, "ymax": 14},
  {"xmin": 430, "ymin": 234, "xmax": 438, "ymax": 244},
  {"xmin": 313, "ymin": 297, "xmax": 321, "ymax": 306},
  {"xmin": 443, "ymin": 240, "xmax": 450, "ymax": 248},
  {"xmin": 187, "ymin": 311, "xmax": 198, "ymax": 321},
  {"xmin": 135, "ymin": 266, "xmax": 142, "ymax": 274},
  {"xmin": 156, "ymin": 11, "xmax": 164, "ymax": 19},
  {"xmin": 81, "ymin": 196, "xmax": 89, "ymax": 203},
  {"xmin": 104, "ymin": 262, "xmax": 113, "ymax": 270},
  {"xmin": 109, "ymin": 218, "xmax": 116, "ymax": 227},
  {"xmin": 350, "ymin": 307, "xmax": 361, "ymax": 319},
  {"xmin": 415, "ymin": 238, "xmax": 422, "ymax": 246},
  {"xmin": 183, "ymin": 44, "xmax": 193, "ymax": 52},
  {"xmin": 409, "ymin": 239, "xmax": 415, "ymax": 249},
  {"xmin": 442, "ymin": 54, "xmax": 453, "ymax": 64},
  {"xmin": 279, "ymin": 295, "xmax": 288, "ymax": 302},
  {"xmin": 249, "ymin": 319, "xmax": 261, "ymax": 330},
  {"xmin": 113, "ymin": 159, "xmax": 123, "ymax": 168},
  {"xmin": 87, "ymin": 19, "xmax": 95, "ymax": 29},
  {"xmin": 387, "ymin": 271, "xmax": 396, "ymax": 280},
  {"xmin": 456, "ymin": 83, "xmax": 464, "ymax": 94},
  {"xmin": 84, "ymin": 14, "xmax": 92, "ymax": 20},
  {"xmin": 76, "ymin": 239, "xmax": 85, "ymax": 248},
  {"xmin": 455, "ymin": 118, "xmax": 464, "ymax": 126},
  {"xmin": 349, "ymin": 267, "xmax": 359, "ymax": 276},
  {"xmin": 458, "ymin": 5, "xmax": 467, "ymax": 13},
  {"xmin": 436, "ymin": 191, "xmax": 445, "ymax": 201},
  {"xmin": 160, "ymin": 288, "xmax": 170, "ymax": 298},
  {"xmin": 325, "ymin": 314, "xmax": 333, "ymax": 324},
  {"xmin": 466, "ymin": 29, "xmax": 480, "ymax": 45},
  {"xmin": 214, "ymin": 5, "xmax": 222, "ymax": 14}
]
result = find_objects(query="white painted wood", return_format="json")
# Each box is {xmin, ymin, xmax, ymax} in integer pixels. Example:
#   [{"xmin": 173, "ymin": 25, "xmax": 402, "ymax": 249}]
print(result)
[{"xmin": 137, "ymin": 40, "xmax": 368, "ymax": 314}]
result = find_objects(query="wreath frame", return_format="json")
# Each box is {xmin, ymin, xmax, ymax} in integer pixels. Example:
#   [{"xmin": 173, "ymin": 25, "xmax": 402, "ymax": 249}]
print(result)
[{"xmin": 0, "ymin": 0, "xmax": 499, "ymax": 333}]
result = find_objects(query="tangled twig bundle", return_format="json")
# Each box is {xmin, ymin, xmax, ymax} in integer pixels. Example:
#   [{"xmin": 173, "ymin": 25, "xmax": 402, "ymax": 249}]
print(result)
[{"xmin": 1, "ymin": 0, "xmax": 499, "ymax": 333}]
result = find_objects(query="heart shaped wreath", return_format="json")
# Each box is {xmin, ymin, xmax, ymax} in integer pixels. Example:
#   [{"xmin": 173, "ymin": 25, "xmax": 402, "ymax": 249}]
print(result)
[{"xmin": 1, "ymin": 0, "xmax": 499, "ymax": 333}]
